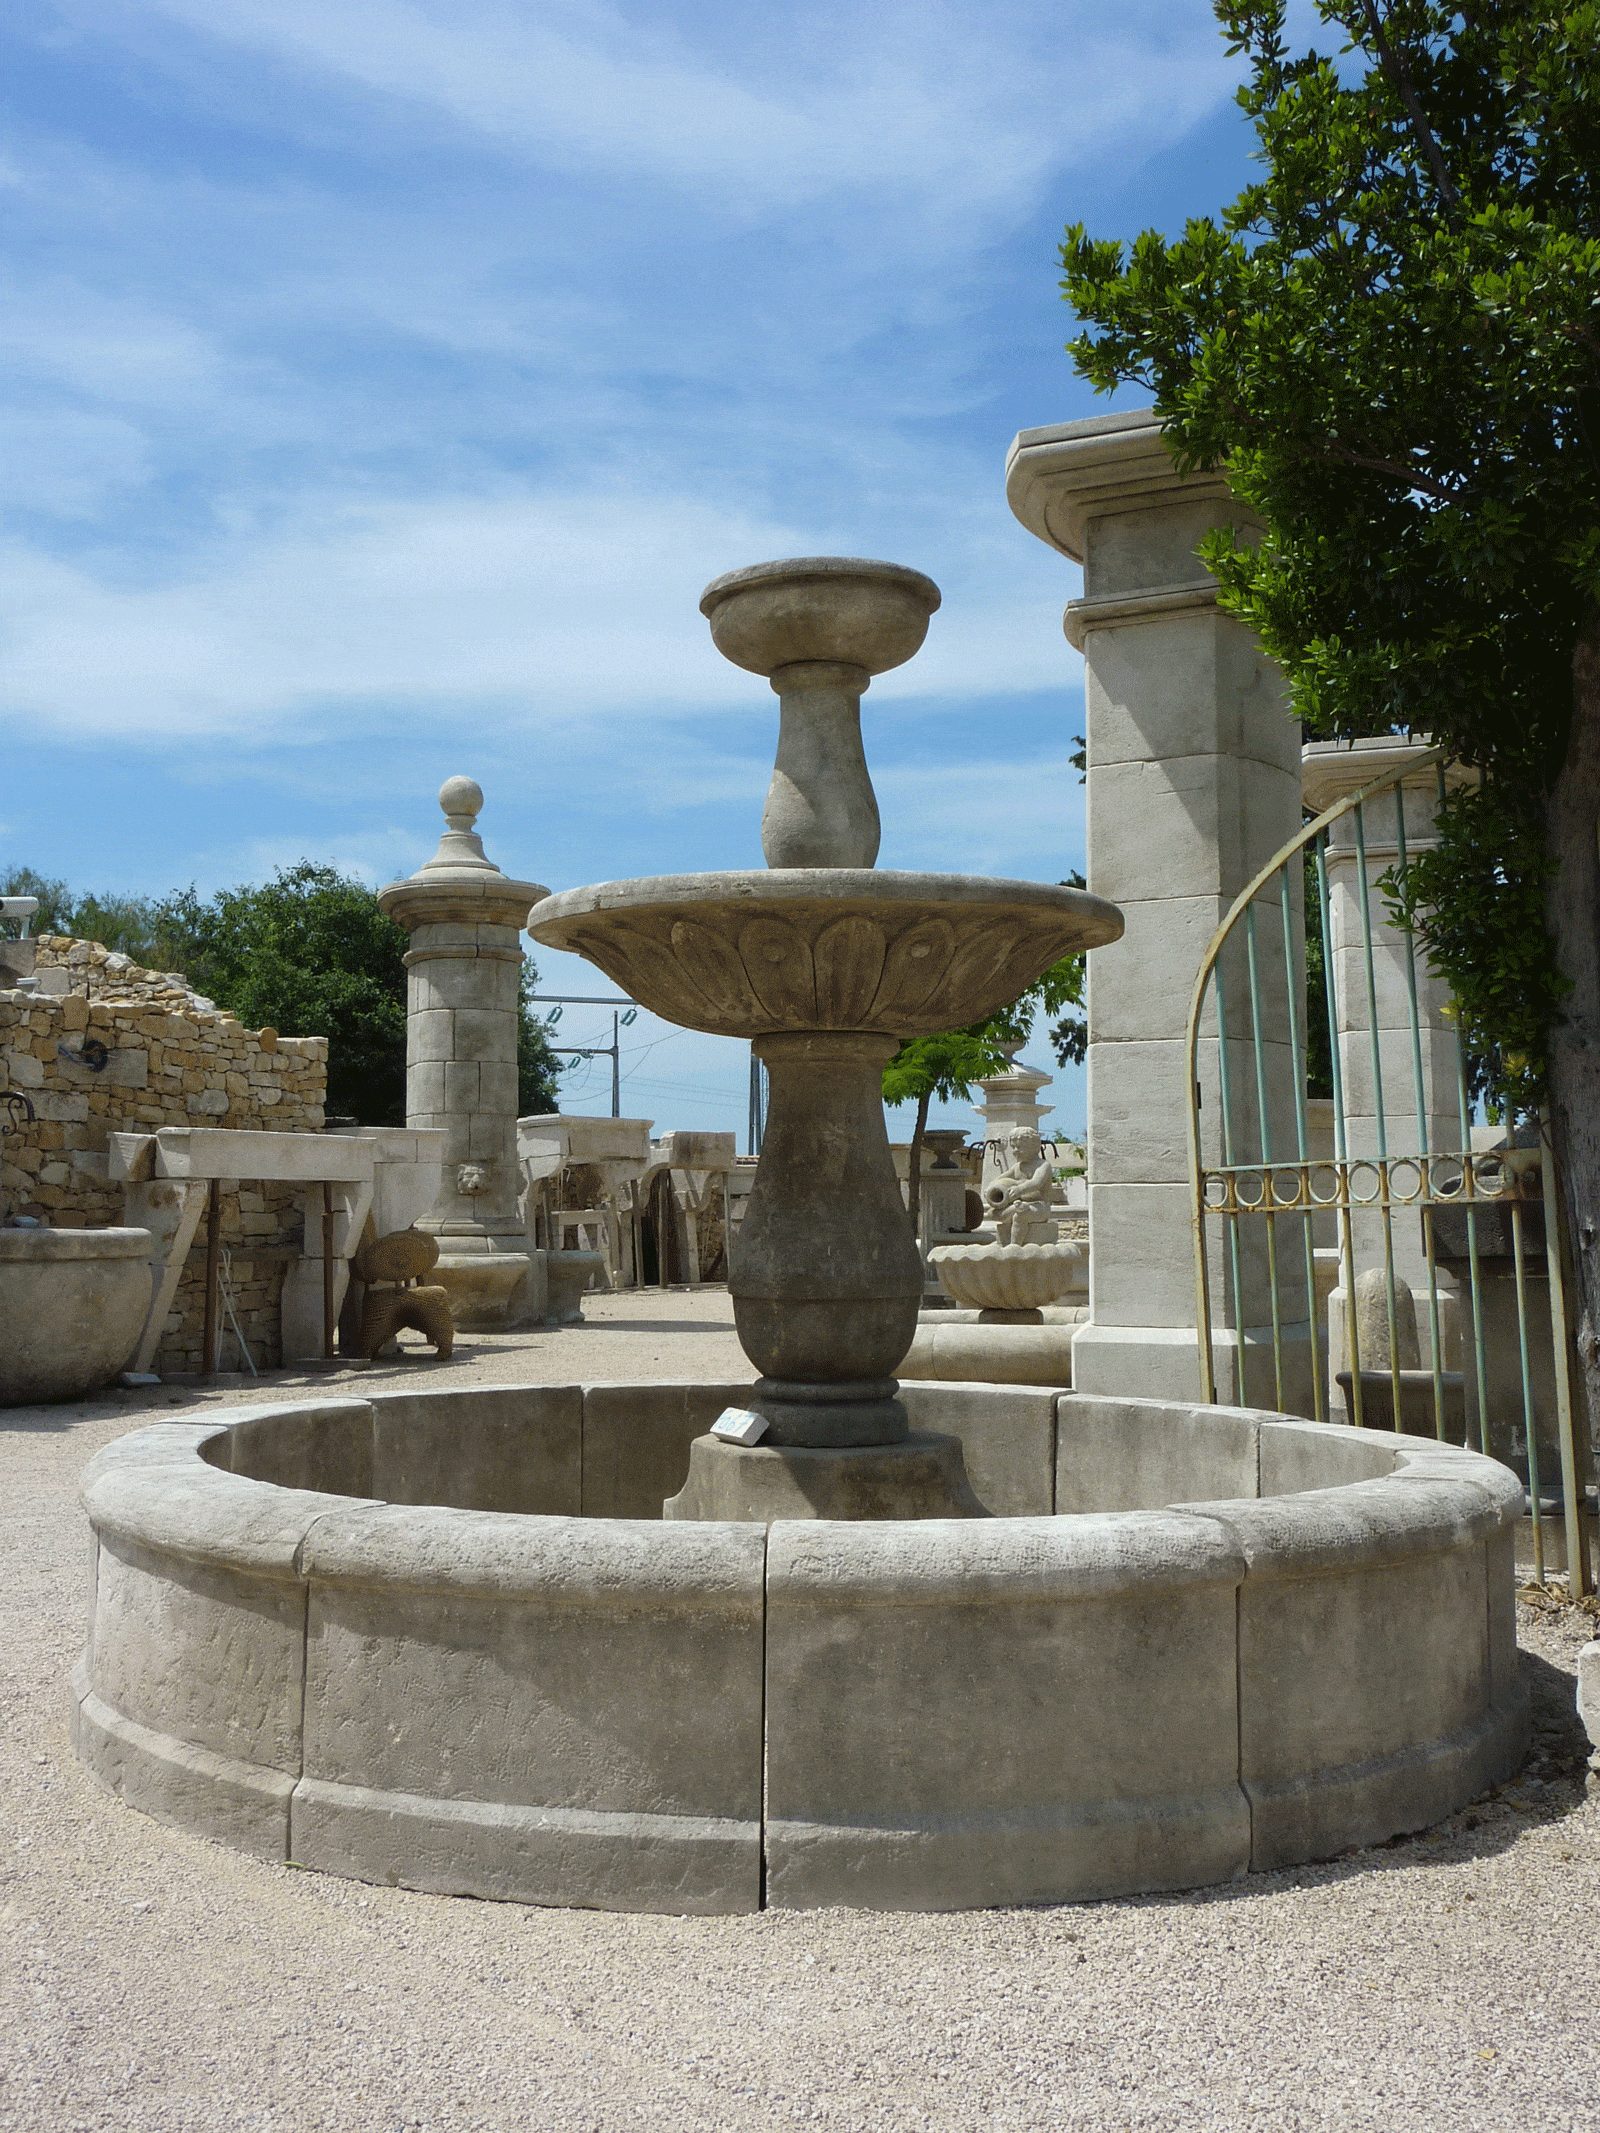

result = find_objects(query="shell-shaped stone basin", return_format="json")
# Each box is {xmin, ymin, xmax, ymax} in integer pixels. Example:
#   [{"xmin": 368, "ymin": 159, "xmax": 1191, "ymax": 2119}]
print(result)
[
  {"xmin": 525, "ymin": 871, "xmax": 1123, "ymax": 1041},
  {"xmin": 930, "ymin": 1240, "xmax": 1085, "ymax": 1313}
]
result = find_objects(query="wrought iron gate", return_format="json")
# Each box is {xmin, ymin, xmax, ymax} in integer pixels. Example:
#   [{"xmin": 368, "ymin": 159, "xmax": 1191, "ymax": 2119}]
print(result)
[{"xmin": 1184, "ymin": 745, "xmax": 1593, "ymax": 1592}]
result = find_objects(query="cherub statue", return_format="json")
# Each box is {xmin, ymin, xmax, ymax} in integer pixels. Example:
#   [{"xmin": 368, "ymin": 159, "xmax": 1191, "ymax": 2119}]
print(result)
[{"xmin": 984, "ymin": 1126, "xmax": 1059, "ymax": 1248}]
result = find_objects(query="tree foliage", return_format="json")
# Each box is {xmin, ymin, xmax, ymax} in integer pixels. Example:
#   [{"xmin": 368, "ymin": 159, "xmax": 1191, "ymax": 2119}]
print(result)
[{"xmin": 0, "ymin": 866, "xmax": 180, "ymax": 968}]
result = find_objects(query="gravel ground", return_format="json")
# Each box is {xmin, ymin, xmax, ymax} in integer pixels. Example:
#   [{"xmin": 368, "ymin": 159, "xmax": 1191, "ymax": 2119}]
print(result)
[{"xmin": 4, "ymin": 1290, "xmax": 1597, "ymax": 2133}]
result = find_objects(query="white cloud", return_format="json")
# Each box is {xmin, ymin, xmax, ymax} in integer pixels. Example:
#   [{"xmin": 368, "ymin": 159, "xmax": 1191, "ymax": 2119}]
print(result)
[{"xmin": 0, "ymin": 477, "xmax": 1080, "ymax": 742}]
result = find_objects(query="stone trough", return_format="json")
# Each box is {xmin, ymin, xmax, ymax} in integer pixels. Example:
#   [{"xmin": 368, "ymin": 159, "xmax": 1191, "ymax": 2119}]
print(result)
[{"xmin": 73, "ymin": 1379, "xmax": 1527, "ymax": 1915}]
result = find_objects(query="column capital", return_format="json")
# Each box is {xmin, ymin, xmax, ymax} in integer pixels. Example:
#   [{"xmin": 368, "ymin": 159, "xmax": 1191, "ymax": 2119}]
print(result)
[
  {"xmin": 1302, "ymin": 737, "xmax": 1478, "ymax": 820},
  {"xmin": 1005, "ymin": 408, "xmax": 1236, "ymax": 567}
]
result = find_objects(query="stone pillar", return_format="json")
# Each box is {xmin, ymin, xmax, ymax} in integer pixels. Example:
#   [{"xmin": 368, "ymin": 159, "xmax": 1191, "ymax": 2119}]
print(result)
[
  {"xmin": 972, "ymin": 1052, "xmax": 1053, "ymax": 1192},
  {"xmin": 1302, "ymin": 739, "xmax": 1478, "ymax": 1362},
  {"xmin": 1006, "ymin": 409, "xmax": 1311, "ymax": 1409},
  {"xmin": 378, "ymin": 778, "xmax": 549, "ymax": 1330}
]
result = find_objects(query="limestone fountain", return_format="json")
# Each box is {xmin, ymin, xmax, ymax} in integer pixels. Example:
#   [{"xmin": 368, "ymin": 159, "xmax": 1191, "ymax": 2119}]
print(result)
[
  {"xmin": 526, "ymin": 556, "xmax": 1119, "ymax": 1518},
  {"xmin": 72, "ymin": 557, "xmax": 1528, "ymax": 1915}
]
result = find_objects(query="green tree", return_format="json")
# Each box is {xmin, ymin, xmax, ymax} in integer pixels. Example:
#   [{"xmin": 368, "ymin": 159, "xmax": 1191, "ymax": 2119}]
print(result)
[
  {"xmin": 884, "ymin": 951, "xmax": 1086, "ymax": 1235},
  {"xmin": 0, "ymin": 866, "xmax": 172, "ymax": 965},
  {"xmin": 1, "ymin": 860, "xmax": 561, "ymax": 1125},
  {"xmin": 1059, "ymin": 0, "xmax": 1600, "ymax": 1430},
  {"xmin": 155, "ymin": 865, "xmax": 415, "ymax": 1123}
]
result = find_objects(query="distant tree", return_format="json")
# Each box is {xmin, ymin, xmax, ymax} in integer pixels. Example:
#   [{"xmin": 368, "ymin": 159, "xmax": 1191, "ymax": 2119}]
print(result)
[
  {"xmin": 154, "ymin": 866, "xmax": 414, "ymax": 1123},
  {"xmin": 884, "ymin": 950, "xmax": 1086, "ymax": 1236},
  {"xmin": 154, "ymin": 864, "xmax": 562, "ymax": 1125},
  {"xmin": 0, "ymin": 866, "xmax": 171, "ymax": 965},
  {"xmin": 514, "ymin": 959, "xmax": 563, "ymax": 1118}
]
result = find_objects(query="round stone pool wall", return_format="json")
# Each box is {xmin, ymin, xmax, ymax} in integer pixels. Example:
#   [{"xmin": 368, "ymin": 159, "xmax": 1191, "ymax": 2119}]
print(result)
[{"xmin": 72, "ymin": 1379, "xmax": 1528, "ymax": 1914}]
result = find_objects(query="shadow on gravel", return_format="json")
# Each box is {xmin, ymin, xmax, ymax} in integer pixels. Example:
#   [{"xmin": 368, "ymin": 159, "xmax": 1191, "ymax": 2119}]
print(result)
[{"xmin": 1, "ymin": 1405, "xmax": 98, "ymax": 1434}]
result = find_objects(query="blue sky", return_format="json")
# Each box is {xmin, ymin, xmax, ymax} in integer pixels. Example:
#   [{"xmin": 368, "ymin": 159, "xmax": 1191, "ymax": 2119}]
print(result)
[{"xmin": 3, "ymin": 0, "xmax": 1273, "ymax": 1143}]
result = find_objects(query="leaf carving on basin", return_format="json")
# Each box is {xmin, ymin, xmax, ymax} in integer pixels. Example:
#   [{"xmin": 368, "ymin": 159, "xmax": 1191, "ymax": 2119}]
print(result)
[
  {"xmin": 940, "ymin": 925, "xmax": 1025, "ymax": 1024},
  {"xmin": 870, "ymin": 916, "xmax": 956, "ymax": 1022},
  {"xmin": 670, "ymin": 919, "xmax": 754, "ymax": 1022},
  {"xmin": 739, "ymin": 917, "xmax": 818, "ymax": 1022},
  {"xmin": 529, "ymin": 873, "xmax": 1124, "ymax": 1040},
  {"xmin": 812, "ymin": 914, "xmax": 887, "ymax": 1024}
]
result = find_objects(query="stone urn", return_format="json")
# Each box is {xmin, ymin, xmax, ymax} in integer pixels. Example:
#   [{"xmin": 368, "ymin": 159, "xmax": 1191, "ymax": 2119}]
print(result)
[
  {"xmin": 529, "ymin": 556, "xmax": 1123, "ymax": 1519},
  {"xmin": 0, "ymin": 1227, "xmax": 153, "ymax": 1404},
  {"xmin": 929, "ymin": 1239, "xmax": 1086, "ymax": 1323}
]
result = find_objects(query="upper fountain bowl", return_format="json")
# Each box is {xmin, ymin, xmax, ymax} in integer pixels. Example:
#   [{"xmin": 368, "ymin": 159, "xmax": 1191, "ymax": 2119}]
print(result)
[
  {"xmin": 526, "ymin": 870, "xmax": 1123, "ymax": 1041},
  {"xmin": 699, "ymin": 558, "xmax": 941, "ymax": 679}
]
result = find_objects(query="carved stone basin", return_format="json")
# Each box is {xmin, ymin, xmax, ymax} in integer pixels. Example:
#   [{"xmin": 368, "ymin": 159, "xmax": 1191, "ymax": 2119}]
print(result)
[
  {"xmin": 527, "ymin": 870, "xmax": 1119, "ymax": 1041},
  {"xmin": 930, "ymin": 1239, "xmax": 1086, "ymax": 1321},
  {"xmin": 700, "ymin": 555, "xmax": 941, "ymax": 678}
]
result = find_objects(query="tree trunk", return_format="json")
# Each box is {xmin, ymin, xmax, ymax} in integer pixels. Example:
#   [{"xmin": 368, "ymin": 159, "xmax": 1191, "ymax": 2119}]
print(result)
[
  {"xmin": 906, "ymin": 1086, "xmax": 932, "ymax": 1245},
  {"xmin": 1543, "ymin": 609, "xmax": 1600, "ymax": 1479}
]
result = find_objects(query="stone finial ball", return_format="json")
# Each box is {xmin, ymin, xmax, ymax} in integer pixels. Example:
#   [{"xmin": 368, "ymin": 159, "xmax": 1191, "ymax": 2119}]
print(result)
[{"xmin": 439, "ymin": 775, "xmax": 483, "ymax": 823}]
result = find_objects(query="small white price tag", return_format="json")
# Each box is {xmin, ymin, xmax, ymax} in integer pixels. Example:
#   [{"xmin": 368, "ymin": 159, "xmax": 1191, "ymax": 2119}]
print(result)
[{"xmin": 710, "ymin": 1407, "xmax": 769, "ymax": 1445}]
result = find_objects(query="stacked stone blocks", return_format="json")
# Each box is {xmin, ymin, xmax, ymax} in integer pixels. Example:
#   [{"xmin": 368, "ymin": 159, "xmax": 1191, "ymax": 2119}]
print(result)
[{"xmin": 0, "ymin": 939, "xmax": 327, "ymax": 1372}]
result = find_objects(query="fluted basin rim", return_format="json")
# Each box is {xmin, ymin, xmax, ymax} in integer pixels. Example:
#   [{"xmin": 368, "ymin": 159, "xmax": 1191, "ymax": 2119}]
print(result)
[
  {"xmin": 930, "ymin": 1239, "xmax": 1086, "ymax": 1311},
  {"xmin": 699, "ymin": 556, "xmax": 942, "ymax": 620},
  {"xmin": 528, "ymin": 869, "xmax": 1122, "ymax": 933},
  {"xmin": 526, "ymin": 871, "xmax": 1123, "ymax": 1040}
]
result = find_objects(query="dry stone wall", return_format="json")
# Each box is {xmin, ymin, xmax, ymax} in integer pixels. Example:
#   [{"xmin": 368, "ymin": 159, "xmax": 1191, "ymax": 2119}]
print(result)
[{"xmin": 0, "ymin": 938, "xmax": 327, "ymax": 1373}]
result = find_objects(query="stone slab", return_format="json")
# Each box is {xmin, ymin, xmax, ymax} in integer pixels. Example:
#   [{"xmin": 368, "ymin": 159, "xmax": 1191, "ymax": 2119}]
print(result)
[
  {"xmin": 579, "ymin": 1380, "xmax": 752, "ymax": 1518},
  {"xmin": 763, "ymin": 1511, "xmax": 1249, "ymax": 1910},
  {"xmin": 663, "ymin": 1431, "xmax": 985, "ymax": 1523},
  {"xmin": 290, "ymin": 1782, "xmax": 760, "ymax": 1915},
  {"xmin": 900, "ymin": 1321, "xmax": 1075, "ymax": 1391},
  {"xmin": 898, "ymin": 1380, "xmax": 1057, "ymax": 1516},
  {"xmin": 73, "ymin": 1665, "xmax": 294, "ymax": 1863},
  {"xmin": 297, "ymin": 1504, "xmax": 766, "ymax": 1911},
  {"xmin": 370, "ymin": 1384, "xmax": 581, "ymax": 1515}
]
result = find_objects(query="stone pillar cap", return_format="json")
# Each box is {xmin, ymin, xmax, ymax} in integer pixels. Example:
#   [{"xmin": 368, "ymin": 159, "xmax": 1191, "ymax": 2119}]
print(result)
[
  {"xmin": 1005, "ymin": 407, "xmax": 1235, "ymax": 563},
  {"xmin": 377, "ymin": 775, "xmax": 549, "ymax": 929},
  {"xmin": 1302, "ymin": 737, "xmax": 1479, "ymax": 816}
]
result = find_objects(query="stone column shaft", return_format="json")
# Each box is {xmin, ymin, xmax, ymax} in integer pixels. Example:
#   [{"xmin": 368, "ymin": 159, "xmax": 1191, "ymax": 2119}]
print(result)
[
  {"xmin": 1303, "ymin": 740, "xmax": 1479, "ymax": 1369},
  {"xmin": 378, "ymin": 778, "xmax": 549, "ymax": 1331},
  {"xmin": 1007, "ymin": 408, "xmax": 1312, "ymax": 1411}
]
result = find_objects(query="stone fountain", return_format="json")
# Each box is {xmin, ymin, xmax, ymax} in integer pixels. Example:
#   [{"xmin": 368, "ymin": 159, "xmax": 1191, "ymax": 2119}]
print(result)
[
  {"xmin": 526, "ymin": 557, "xmax": 1122, "ymax": 1520},
  {"xmin": 71, "ymin": 556, "xmax": 1529, "ymax": 1916}
]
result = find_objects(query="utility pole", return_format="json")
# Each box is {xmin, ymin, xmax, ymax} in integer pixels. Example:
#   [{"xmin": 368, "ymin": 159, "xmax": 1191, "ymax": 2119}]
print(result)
[{"xmin": 530, "ymin": 995, "xmax": 638, "ymax": 1119}]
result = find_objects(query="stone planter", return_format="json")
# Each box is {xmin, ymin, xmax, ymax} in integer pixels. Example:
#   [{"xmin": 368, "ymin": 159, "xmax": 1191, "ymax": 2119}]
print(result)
[
  {"xmin": 0, "ymin": 1226, "xmax": 152, "ymax": 1404},
  {"xmin": 544, "ymin": 1249, "xmax": 606, "ymax": 1325},
  {"xmin": 930, "ymin": 1239, "xmax": 1085, "ymax": 1320}
]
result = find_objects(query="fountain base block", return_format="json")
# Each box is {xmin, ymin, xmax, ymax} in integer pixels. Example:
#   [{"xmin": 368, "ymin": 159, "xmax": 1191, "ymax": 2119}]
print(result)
[
  {"xmin": 662, "ymin": 1431, "xmax": 985, "ymax": 1524},
  {"xmin": 744, "ymin": 1376, "xmax": 909, "ymax": 1447}
]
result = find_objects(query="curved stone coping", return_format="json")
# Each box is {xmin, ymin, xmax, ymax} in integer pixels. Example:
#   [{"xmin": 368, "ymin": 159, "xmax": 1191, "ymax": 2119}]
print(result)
[{"xmin": 74, "ymin": 1385, "xmax": 1527, "ymax": 1915}]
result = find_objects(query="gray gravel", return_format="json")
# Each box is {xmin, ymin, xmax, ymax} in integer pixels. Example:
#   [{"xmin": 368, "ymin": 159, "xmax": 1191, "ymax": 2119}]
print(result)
[{"xmin": 4, "ymin": 1293, "xmax": 1598, "ymax": 2133}]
